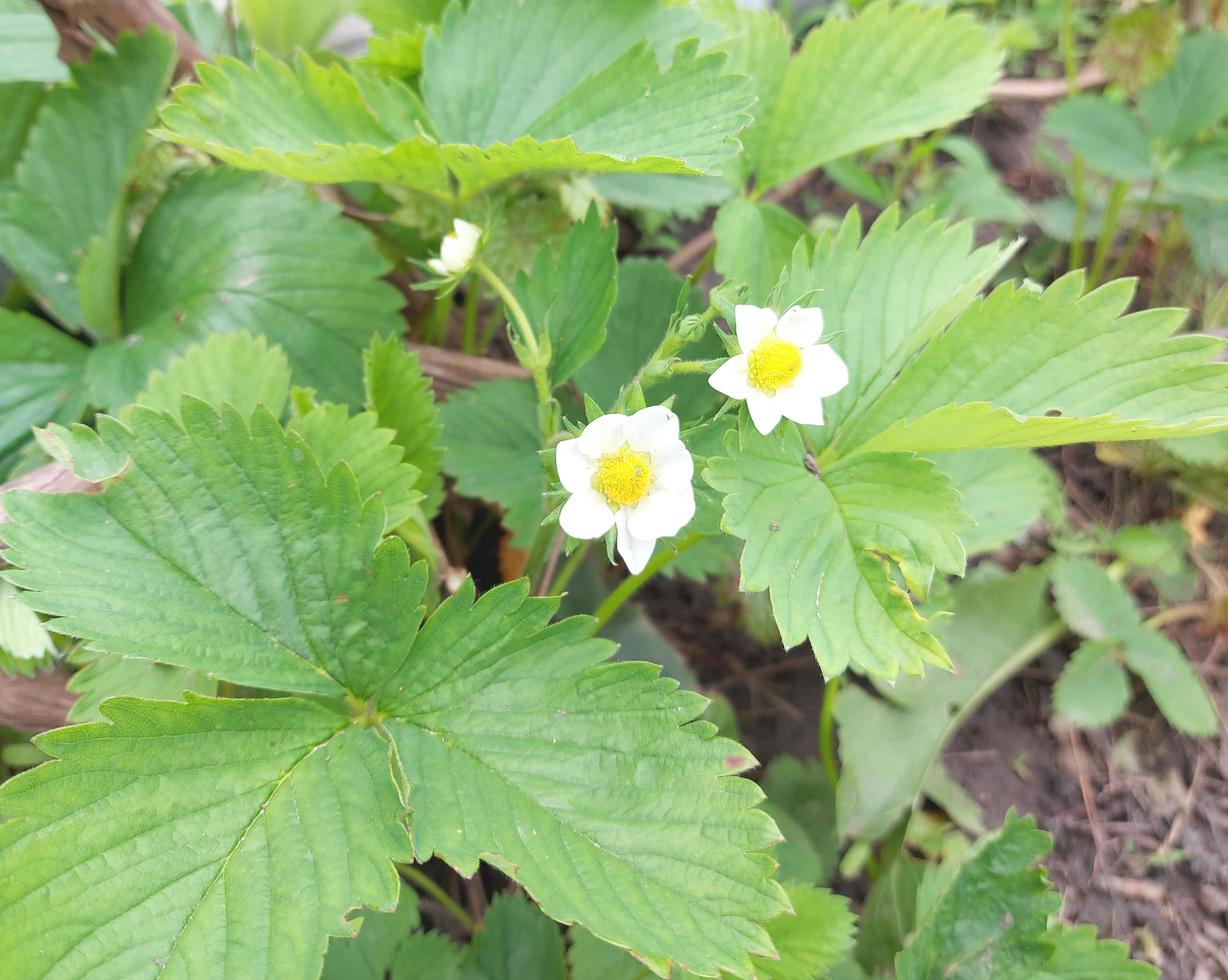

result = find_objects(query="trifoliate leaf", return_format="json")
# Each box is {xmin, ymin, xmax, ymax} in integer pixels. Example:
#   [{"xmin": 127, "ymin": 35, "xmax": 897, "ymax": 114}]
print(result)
[
  {"xmin": 1052, "ymin": 640, "xmax": 1131, "ymax": 729},
  {"xmin": 515, "ymin": 204, "xmax": 617, "ymax": 385},
  {"xmin": 135, "ymin": 330, "xmax": 292, "ymax": 421},
  {"xmin": 65, "ymin": 646, "xmax": 215, "ymax": 723},
  {"xmin": 4, "ymin": 402, "xmax": 430, "ymax": 698},
  {"xmin": 461, "ymin": 892, "xmax": 566, "ymax": 980},
  {"xmin": 364, "ymin": 336, "xmax": 445, "ymax": 518},
  {"xmin": 930, "ymin": 449, "xmax": 1060, "ymax": 556},
  {"xmin": 1050, "ymin": 557, "xmax": 1139, "ymax": 640},
  {"xmin": 321, "ymin": 883, "xmax": 419, "ymax": 980},
  {"xmin": 750, "ymin": 2, "xmax": 1001, "ymax": 190},
  {"xmin": 1043, "ymin": 96, "xmax": 1154, "ymax": 183},
  {"xmin": 705, "ymin": 419, "xmax": 969, "ymax": 679},
  {"xmin": 0, "ymin": 310, "xmax": 87, "ymax": 466},
  {"xmin": 0, "ymin": 696, "xmax": 411, "ymax": 979},
  {"xmin": 105, "ymin": 168, "xmax": 403, "ymax": 408},
  {"xmin": 1120, "ymin": 626, "xmax": 1218, "ymax": 736},
  {"xmin": 840, "ymin": 274, "xmax": 1228, "ymax": 455},
  {"xmin": 1036, "ymin": 925, "xmax": 1157, "ymax": 979},
  {"xmin": 713, "ymin": 198, "xmax": 811, "ymax": 303},
  {"xmin": 439, "ymin": 378, "xmax": 544, "ymax": 547},
  {"xmin": 159, "ymin": 0, "xmax": 753, "ymax": 198},
  {"xmin": 896, "ymin": 812, "xmax": 1060, "ymax": 979},
  {"xmin": 289, "ymin": 401, "xmax": 424, "ymax": 533},
  {"xmin": 0, "ymin": 32, "xmax": 175, "ymax": 335},
  {"xmin": 0, "ymin": 0, "xmax": 68, "ymax": 83},
  {"xmin": 1138, "ymin": 32, "xmax": 1228, "ymax": 148}
]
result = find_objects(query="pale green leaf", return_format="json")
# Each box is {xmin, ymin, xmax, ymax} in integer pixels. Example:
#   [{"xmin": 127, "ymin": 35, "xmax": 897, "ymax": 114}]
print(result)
[
  {"xmin": 289, "ymin": 401, "xmax": 424, "ymax": 533},
  {"xmin": 1050, "ymin": 557, "xmax": 1139, "ymax": 640},
  {"xmin": 751, "ymin": 2, "xmax": 1001, "ymax": 190},
  {"xmin": 921, "ymin": 762, "xmax": 986, "ymax": 836},
  {"xmin": 760, "ymin": 756, "xmax": 838, "ymax": 885},
  {"xmin": 0, "ymin": 310, "xmax": 87, "ymax": 464},
  {"xmin": 0, "ymin": 0, "xmax": 67, "ymax": 83},
  {"xmin": 3, "ymin": 401, "xmax": 429, "ymax": 698},
  {"xmin": 321, "ymin": 883, "xmax": 419, "ymax": 980},
  {"xmin": 383, "ymin": 578, "xmax": 788, "ymax": 977},
  {"xmin": 460, "ymin": 893, "xmax": 565, "ymax": 980},
  {"xmin": 235, "ymin": 0, "xmax": 348, "ymax": 57},
  {"xmin": 1120, "ymin": 627, "xmax": 1218, "ymax": 736},
  {"xmin": 0, "ymin": 82, "xmax": 45, "ymax": 181},
  {"xmin": 854, "ymin": 850, "xmax": 924, "ymax": 973},
  {"xmin": 1043, "ymin": 96, "xmax": 1153, "ymax": 183},
  {"xmin": 0, "ymin": 695, "xmax": 411, "ymax": 979},
  {"xmin": 1052, "ymin": 640, "xmax": 1131, "ymax": 729},
  {"xmin": 841, "ymin": 274, "xmax": 1228, "ymax": 455},
  {"xmin": 713, "ymin": 198, "xmax": 810, "ymax": 303},
  {"xmin": 1138, "ymin": 32, "xmax": 1228, "ymax": 147},
  {"xmin": 134, "ymin": 330, "xmax": 292, "ymax": 420},
  {"xmin": 515, "ymin": 204, "xmax": 617, "ymax": 385},
  {"xmin": 1182, "ymin": 198, "xmax": 1228, "ymax": 276},
  {"xmin": 35, "ymin": 422, "xmax": 129, "ymax": 481},
  {"xmin": 65, "ymin": 646, "xmax": 215, "ymax": 723},
  {"xmin": 1035, "ymin": 925, "xmax": 1157, "ymax": 979},
  {"xmin": 0, "ymin": 32, "xmax": 175, "ymax": 335},
  {"xmin": 1165, "ymin": 132, "xmax": 1228, "ymax": 200},
  {"xmin": 392, "ymin": 932, "xmax": 464, "ymax": 980},
  {"xmin": 705, "ymin": 419, "xmax": 969, "ymax": 679},
  {"xmin": 930, "ymin": 449, "xmax": 1060, "ymax": 556},
  {"xmin": 0, "ymin": 579, "xmax": 55, "ymax": 669},
  {"xmin": 364, "ymin": 336, "xmax": 445, "ymax": 518},
  {"xmin": 439, "ymin": 378, "xmax": 544, "ymax": 547},
  {"xmin": 750, "ymin": 884, "xmax": 856, "ymax": 980}
]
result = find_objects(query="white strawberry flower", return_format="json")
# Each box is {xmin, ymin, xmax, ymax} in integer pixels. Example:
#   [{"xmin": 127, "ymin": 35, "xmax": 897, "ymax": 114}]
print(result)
[
  {"xmin": 427, "ymin": 218, "xmax": 483, "ymax": 277},
  {"xmin": 556, "ymin": 406, "xmax": 695, "ymax": 574},
  {"xmin": 708, "ymin": 304, "xmax": 849, "ymax": 435}
]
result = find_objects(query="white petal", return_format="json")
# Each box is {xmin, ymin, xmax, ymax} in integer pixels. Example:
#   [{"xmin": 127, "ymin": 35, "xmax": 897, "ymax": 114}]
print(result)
[
  {"xmin": 776, "ymin": 306, "xmax": 824, "ymax": 347},
  {"xmin": 625, "ymin": 405, "xmax": 680, "ymax": 452},
  {"xmin": 800, "ymin": 344, "xmax": 850, "ymax": 397},
  {"xmin": 745, "ymin": 389, "xmax": 784, "ymax": 435},
  {"xmin": 627, "ymin": 486, "xmax": 695, "ymax": 540},
  {"xmin": 427, "ymin": 258, "xmax": 448, "ymax": 276},
  {"xmin": 440, "ymin": 234, "xmax": 473, "ymax": 272},
  {"xmin": 773, "ymin": 384, "xmax": 824, "ymax": 427},
  {"xmin": 651, "ymin": 443, "xmax": 694, "ymax": 491},
  {"xmin": 616, "ymin": 512, "xmax": 657, "ymax": 574},
  {"xmin": 708, "ymin": 355, "xmax": 751, "ymax": 400},
  {"xmin": 555, "ymin": 438, "xmax": 594, "ymax": 494},
  {"xmin": 735, "ymin": 304, "xmax": 777, "ymax": 351},
  {"xmin": 560, "ymin": 489, "xmax": 616, "ymax": 539},
  {"xmin": 577, "ymin": 413, "xmax": 629, "ymax": 456},
  {"xmin": 453, "ymin": 219, "xmax": 482, "ymax": 250}
]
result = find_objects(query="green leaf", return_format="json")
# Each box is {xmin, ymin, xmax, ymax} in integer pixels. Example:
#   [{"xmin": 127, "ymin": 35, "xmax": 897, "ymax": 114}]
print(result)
[
  {"xmin": 392, "ymin": 932, "xmax": 464, "ymax": 980},
  {"xmin": 568, "ymin": 926, "xmax": 650, "ymax": 980},
  {"xmin": 1165, "ymin": 132, "xmax": 1228, "ymax": 200},
  {"xmin": 0, "ymin": 32, "xmax": 175, "ymax": 335},
  {"xmin": 1050, "ymin": 557, "xmax": 1139, "ymax": 640},
  {"xmin": 1138, "ymin": 32, "xmax": 1228, "ymax": 148},
  {"xmin": 383, "ymin": 577, "xmax": 788, "ymax": 977},
  {"xmin": 1036, "ymin": 925, "xmax": 1157, "ymax": 979},
  {"xmin": 855, "ymin": 850, "xmax": 924, "ymax": 973},
  {"xmin": 760, "ymin": 756, "xmax": 838, "ymax": 885},
  {"xmin": 896, "ymin": 813, "xmax": 1060, "ymax": 979},
  {"xmin": 159, "ymin": 1, "xmax": 753, "ymax": 198},
  {"xmin": 751, "ymin": 884, "xmax": 856, "ymax": 980},
  {"xmin": 234, "ymin": 0, "xmax": 349, "ymax": 57},
  {"xmin": 1052, "ymin": 640, "xmax": 1131, "ymax": 729},
  {"xmin": 515, "ymin": 204, "xmax": 617, "ymax": 385},
  {"xmin": 1120, "ymin": 626, "xmax": 1218, "ymax": 736},
  {"xmin": 0, "ymin": 82, "xmax": 45, "ymax": 181},
  {"xmin": 460, "ymin": 892, "xmax": 566, "ymax": 980},
  {"xmin": 289, "ymin": 401, "xmax": 424, "ymax": 532},
  {"xmin": 134, "ymin": 330, "xmax": 292, "ymax": 420},
  {"xmin": 1182, "ymin": 198, "xmax": 1228, "ymax": 276},
  {"xmin": 65, "ymin": 646, "xmax": 215, "ymax": 723},
  {"xmin": 751, "ymin": 2, "xmax": 1001, "ymax": 190},
  {"xmin": 109, "ymin": 167, "xmax": 403, "ymax": 408},
  {"xmin": 364, "ymin": 336, "xmax": 445, "ymax": 518},
  {"xmin": 836, "ymin": 565, "xmax": 1056, "ymax": 838},
  {"xmin": 713, "ymin": 198, "xmax": 810, "ymax": 303},
  {"xmin": 930, "ymin": 449, "xmax": 1060, "ymax": 557},
  {"xmin": 439, "ymin": 378, "xmax": 544, "ymax": 547},
  {"xmin": 0, "ymin": 579, "xmax": 55, "ymax": 672},
  {"xmin": 0, "ymin": 310, "xmax": 87, "ymax": 463},
  {"xmin": 1043, "ymin": 96, "xmax": 1153, "ymax": 183},
  {"xmin": 322, "ymin": 883, "xmax": 419, "ymax": 980},
  {"xmin": 0, "ymin": 695, "xmax": 411, "ymax": 978},
  {"xmin": 0, "ymin": 0, "xmax": 67, "ymax": 82},
  {"xmin": 705, "ymin": 419, "xmax": 969, "ymax": 679},
  {"xmin": 34, "ymin": 421, "xmax": 129, "ymax": 481},
  {"xmin": 4, "ymin": 402, "xmax": 430, "ymax": 698},
  {"xmin": 840, "ymin": 274, "xmax": 1228, "ymax": 455}
]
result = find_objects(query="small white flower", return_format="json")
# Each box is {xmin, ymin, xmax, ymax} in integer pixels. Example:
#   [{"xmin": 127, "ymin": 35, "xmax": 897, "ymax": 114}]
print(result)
[
  {"xmin": 708, "ymin": 304, "xmax": 849, "ymax": 435},
  {"xmin": 555, "ymin": 406, "xmax": 695, "ymax": 574},
  {"xmin": 427, "ymin": 218, "xmax": 482, "ymax": 277}
]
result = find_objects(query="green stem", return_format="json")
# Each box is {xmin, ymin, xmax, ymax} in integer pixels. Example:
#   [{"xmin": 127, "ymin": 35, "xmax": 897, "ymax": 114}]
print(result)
[
  {"xmin": 1060, "ymin": 0, "xmax": 1087, "ymax": 271},
  {"xmin": 473, "ymin": 260, "xmax": 552, "ymax": 405},
  {"xmin": 1107, "ymin": 180, "xmax": 1158, "ymax": 282},
  {"xmin": 819, "ymin": 675, "xmax": 841, "ymax": 792},
  {"xmin": 398, "ymin": 864, "xmax": 475, "ymax": 932},
  {"xmin": 549, "ymin": 542, "xmax": 591, "ymax": 596},
  {"xmin": 1088, "ymin": 180, "xmax": 1128, "ymax": 288},
  {"xmin": 593, "ymin": 533, "xmax": 705, "ymax": 629},
  {"xmin": 461, "ymin": 274, "xmax": 481, "ymax": 355},
  {"xmin": 688, "ymin": 245, "xmax": 716, "ymax": 284}
]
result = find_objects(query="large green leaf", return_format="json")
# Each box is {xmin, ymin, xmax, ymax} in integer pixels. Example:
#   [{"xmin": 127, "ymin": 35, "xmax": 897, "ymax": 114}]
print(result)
[
  {"xmin": 1138, "ymin": 32, "xmax": 1228, "ymax": 148},
  {"xmin": 0, "ymin": 31, "xmax": 175, "ymax": 335},
  {"xmin": 0, "ymin": 310, "xmax": 87, "ymax": 465},
  {"xmin": 705, "ymin": 419, "xmax": 969, "ymax": 679},
  {"xmin": 839, "ymin": 274, "xmax": 1228, "ymax": 454},
  {"xmin": 1037, "ymin": 925, "xmax": 1157, "ymax": 979},
  {"xmin": 713, "ymin": 198, "xmax": 810, "ymax": 303},
  {"xmin": 1043, "ymin": 96, "xmax": 1153, "ymax": 183},
  {"xmin": 0, "ymin": 0, "xmax": 68, "ymax": 83},
  {"xmin": 321, "ymin": 883, "xmax": 419, "ymax": 980},
  {"xmin": 0, "ymin": 695, "xmax": 410, "ymax": 979},
  {"xmin": 159, "ymin": 0, "xmax": 752, "ymax": 199},
  {"xmin": 0, "ymin": 82, "xmax": 45, "ymax": 181},
  {"xmin": 750, "ymin": 2, "xmax": 1001, "ymax": 190},
  {"xmin": 461, "ymin": 893, "xmax": 566, "ymax": 980}
]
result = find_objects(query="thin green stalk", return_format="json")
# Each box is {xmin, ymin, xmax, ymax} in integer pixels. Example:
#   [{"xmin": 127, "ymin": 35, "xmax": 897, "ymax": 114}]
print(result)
[
  {"xmin": 688, "ymin": 245, "xmax": 716, "ymax": 284},
  {"xmin": 473, "ymin": 259, "xmax": 552, "ymax": 407},
  {"xmin": 1060, "ymin": 0, "xmax": 1087, "ymax": 271},
  {"xmin": 461, "ymin": 274, "xmax": 481, "ymax": 355},
  {"xmin": 819, "ymin": 675, "xmax": 841, "ymax": 792},
  {"xmin": 1089, "ymin": 180, "xmax": 1128, "ymax": 288},
  {"xmin": 593, "ymin": 533, "xmax": 705, "ymax": 628},
  {"xmin": 549, "ymin": 541, "xmax": 591, "ymax": 596},
  {"xmin": 1107, "ymin": 180, "xmax": 1158, "ymax": 282},
  {"xmin": 398, "ymin": 864, "xmax": 475, "ymax": 932}
]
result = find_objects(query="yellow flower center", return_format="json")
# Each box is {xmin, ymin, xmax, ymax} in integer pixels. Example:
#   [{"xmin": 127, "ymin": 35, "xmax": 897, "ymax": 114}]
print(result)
[
  {"xmin": 747, "ymin": 336, "xmax": 803, "ymax": 393},
  {"xmin": 594, "ymin": 448, "xmax": 652, "ymax": 507}
]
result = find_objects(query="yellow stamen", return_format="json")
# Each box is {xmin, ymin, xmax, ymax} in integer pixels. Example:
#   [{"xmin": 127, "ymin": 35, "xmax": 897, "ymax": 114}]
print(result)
[
  {"xmin": 747, "ymin": 336, "xmax": 802, "ymax": 393},
  {"xmin": 594, "ymin": 448, "xmax": 652, "ymax": 507}
]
